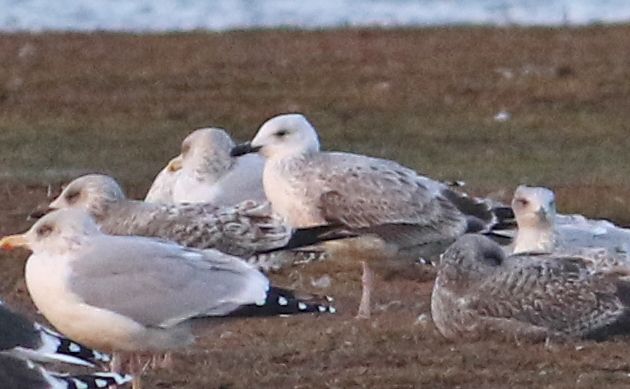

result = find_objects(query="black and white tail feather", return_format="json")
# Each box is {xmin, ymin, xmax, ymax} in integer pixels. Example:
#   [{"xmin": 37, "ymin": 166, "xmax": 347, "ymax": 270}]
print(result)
[
  {"xmin": 229, "ymin": 286, "xmax": 336, "ymax": 317},
  {"xmin": 0, "ymin": 354, "xmax": 131, "ymax": 389},
  {"xmin": 0, "ymin": 302, "xmax": 110, "ymax": 367},
  {"xmin": 47, "ymin": 371, "xmax": 132, "ymax": 389},
  {"xmin": 12, "ymin": 324, "xmax": 110, "ymax": 367},
  {"xmin": 441, "ymin": 188, "xmax": 515, "ymax": 234},
  {"xmin": 248, "ymin": 224, "xmax": 355, "ymax": 271}
]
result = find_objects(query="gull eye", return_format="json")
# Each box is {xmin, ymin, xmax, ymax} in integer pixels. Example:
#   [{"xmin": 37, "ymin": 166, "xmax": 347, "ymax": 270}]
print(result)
[
  {"xmin": 36, "ymin": 224, "xmax": 54, "ymax": 237},
  {"xmin": 515, "ymin": 198, "xmax": 529, "ymax": 207},
  {"xmin": 275, "ymin": 129, "xmax": 289, "ymax": 138},
  {"xmin": 65, "ymin": 190, "xmax": 80, "ymax": 203}
]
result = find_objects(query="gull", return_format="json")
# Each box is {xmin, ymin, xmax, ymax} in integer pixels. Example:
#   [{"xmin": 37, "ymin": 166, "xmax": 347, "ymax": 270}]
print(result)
[
  {"xmin": 231, "ymin": 113, "xmax": 510, "ymax": 318},
  {"xmin": 432, "ymin": 234, "xmax": 630, "ymax": 342},
  {"xmin": 169, "ymin": 128, "xmax": 266, "ymax": 206},
  {"xmin": 0, "ymin": 208, "xmax": 335, "ymax": 388},
  {"xmin": 0, "ymin": 354, "xmax": 131, "ymax": 388},
  {"xmin": 144, "ymin": 155, "xmax": 182, "ymax": 204},
  {"xmin": 0, "ymin": 300, "xmax": 131, "ymax": 388},
  {"xmin": 39, "ymin": 174, "xmax": 341, "ymax": 271},
  {"xmin": 511, "ymin": 185, "xmax": 630, "ymax": 269}
]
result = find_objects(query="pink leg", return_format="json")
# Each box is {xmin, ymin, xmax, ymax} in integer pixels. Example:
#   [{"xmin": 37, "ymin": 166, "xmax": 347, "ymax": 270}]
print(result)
[{"xmin": 355, "ymin": 261, "xmax": 373, "ymax": 319}]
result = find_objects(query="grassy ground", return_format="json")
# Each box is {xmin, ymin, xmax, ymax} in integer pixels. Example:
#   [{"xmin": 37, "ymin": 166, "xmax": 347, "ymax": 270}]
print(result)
[{"xmin": 1, "ymin": 26, "xmax": 630, "ymax": 388}]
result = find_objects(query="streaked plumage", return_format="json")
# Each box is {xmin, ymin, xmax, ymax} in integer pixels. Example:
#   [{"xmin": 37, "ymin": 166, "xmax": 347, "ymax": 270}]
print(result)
[
  {"xmin": 231, "ymin": 113, "xmax": 510, "ymax": 317},
  {"xmin": 232, "ymin": 113, "xmax": 507, "ymax": 259},
  {"xmin": 432, "ymin": 234, "xmax": 630, "ymax": 341},
  {"xmin": 45, "ymin": 174, "xmax": 331, "ymax": 271},
  {"xmin": 171, "ymin": 128, "xmax": 266, "ymax": 206}
]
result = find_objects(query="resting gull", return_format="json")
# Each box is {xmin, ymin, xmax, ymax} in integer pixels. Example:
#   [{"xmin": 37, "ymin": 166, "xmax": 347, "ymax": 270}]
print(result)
[
  {"xmin": 144, "ymin": 155, "xmax": 182, "ymax": 204},
  {"xmin": 432, "ymin": 234, "xmax": 630, "ymax": 342},
  {"xmin": 0, "ymin": 301, "xmax": 131, "ymax": 388},
  {"xmin": 37, "ymin": 174, "xmax": 338, "ymax": 271},
  {"xmin": 0, "ymin": 208, "xmax": 335, "ymax": 388},
  {"xmin": 511, "ymin": 185, "xmax": 630, "ymax": 269},
  {"xmin": 231, "ymin": 113, "xmax": 510, "ymax": 318},
  {"xmin": 169, "ymin": 128, "xmax": 266, "ymax": 206}
]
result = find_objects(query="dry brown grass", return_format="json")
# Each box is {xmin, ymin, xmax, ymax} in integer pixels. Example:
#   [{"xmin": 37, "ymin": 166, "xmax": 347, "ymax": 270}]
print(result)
[{"xmin": 1, "ymin": 27, "xmax": 630, "ymax": 388}]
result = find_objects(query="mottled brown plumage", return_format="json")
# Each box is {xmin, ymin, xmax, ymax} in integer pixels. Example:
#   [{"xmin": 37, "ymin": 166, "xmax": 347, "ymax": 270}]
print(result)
[
  {"xmin": 44, "ymin": 174, "xmax": 328, "ymax": 270},
  {"xmin": 432, "ymin": 234, "xmax": 630, "ymax": 342}
]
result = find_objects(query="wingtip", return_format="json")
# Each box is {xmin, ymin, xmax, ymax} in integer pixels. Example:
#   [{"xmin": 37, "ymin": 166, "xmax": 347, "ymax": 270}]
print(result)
[
  {"xmin": 50, "ymin": 371, "xmax": 134, "ymax": 388},
  {"xmin": 38, "ymin": 326, "xmax": 111, "ymax": 366},
  {"xmin": 230, "ymin": 287, "xmax": 337, "ymax": 317}
]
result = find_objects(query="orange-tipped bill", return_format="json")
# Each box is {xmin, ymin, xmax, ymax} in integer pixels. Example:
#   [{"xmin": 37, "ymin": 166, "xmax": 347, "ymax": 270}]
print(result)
[
  {"xmin": 0, "ymin": 234, "xmax": 29, "ymax": 251},
  {"xmin": 167, "ymin": 156, "xmax": 183, "ymax": 172}
]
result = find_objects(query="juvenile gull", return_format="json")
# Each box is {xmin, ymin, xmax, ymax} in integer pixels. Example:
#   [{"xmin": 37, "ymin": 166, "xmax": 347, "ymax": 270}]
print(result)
[
  {"xmin": 0, "ymin": 301, "xmax": 131, "ymax": 388},
  {"xmin": 41, "ymin": 174, "xmax": 337, "ymax": 271},
  {"xmin": 432, "ymin": 234, "xmax": 630, "ymax": 342},
  {"xmin": 232, "ymin": 113, "xmax": 509, "ymax": 318},
  {"xmin": 0, "ymin": 209, "xmax": 335, "ymax": 387},
  {"xmin": 170, "ymin": 128, "xmax": 266, "ymax": 206},
  {"xmin": 144, "ymin": 155, "xmax": 182, "ymax": 204},
  {"xmin": 511, "ymin": 185, "xmax": 630, "ymax": 268}
]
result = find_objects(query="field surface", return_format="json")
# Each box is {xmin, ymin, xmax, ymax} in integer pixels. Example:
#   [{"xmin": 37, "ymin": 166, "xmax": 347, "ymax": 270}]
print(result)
[{"xmin": 1, "ymin": 27, "xmax": 630, "ymax": 388}]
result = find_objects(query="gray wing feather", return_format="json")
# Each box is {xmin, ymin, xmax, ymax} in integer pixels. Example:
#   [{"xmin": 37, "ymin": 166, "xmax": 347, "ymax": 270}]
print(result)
[{"xmin": 69, "ymin": 235, "xmax": 269, "ymax": 328}]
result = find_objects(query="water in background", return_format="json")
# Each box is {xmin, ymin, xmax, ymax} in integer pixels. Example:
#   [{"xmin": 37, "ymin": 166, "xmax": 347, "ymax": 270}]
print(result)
[{"xmin": 1, "ymin": 0, "xmax": 629, "ymax": 31}]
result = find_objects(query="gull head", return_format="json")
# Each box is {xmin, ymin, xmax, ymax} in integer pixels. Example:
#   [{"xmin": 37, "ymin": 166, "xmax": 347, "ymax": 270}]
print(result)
[
  {"xmin": 511, "ymin": 185, "xmax": 556, "ymax": 228},
  {"xmin": 171, "ymin": 128, "xmax": 235, "ymax": 175},
  {"xmin": 231, "ymin": 113, "xmax": 320, "ymax": 160},
  {"xmin": 0, "ymin": 208, "xmax": 100, "ymax": 254},
  {"xmin": 48, "ymin": 174, "xmax": 126, "ymax": 220},
  {"xmin": 439, "ymin": 234, "xmax": 505, "ymax": 283}
]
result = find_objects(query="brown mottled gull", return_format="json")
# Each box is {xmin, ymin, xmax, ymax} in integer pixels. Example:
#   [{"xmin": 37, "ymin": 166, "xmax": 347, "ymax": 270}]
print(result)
[
  {"xmin": 231, "ymin": 113, "xmax": 510, "ymax": 318},
  {"xmin": 41, "ymin": 174, "xmax": 333, "ymax": 271},
  {"xmin": 0, "ymin": 209, "xmax": 335, "ymax": 387},
  {"xmin": 432, "ymin": 234, "xmax": 630, "ymax": 342},
  {"xmin": 511, "ymin": 185, "xmax": 630, "ymax": 269},
  {"xmin": 169, "ymin": 128, "xmax": 266, "ymax": 206}
]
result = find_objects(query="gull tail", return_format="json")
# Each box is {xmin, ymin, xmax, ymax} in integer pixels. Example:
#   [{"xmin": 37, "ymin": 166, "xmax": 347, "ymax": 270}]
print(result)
[
  {"xmin": 48, "ymin": 371, "xmax": 133, "ymax": 389},
  {"xmin": 0, "ymin": 355, "xmax": 131, "ymax": 389},
  {"xmin": 248, "ymin": 248, "xmax": 329, "ymax": 273},
  {"xmin": 441, "ymin": 188, "xmax": 515, "ymax": 234},
  {"xmin": 228, "ymin": 287, "xmax": 336, "ymax": 317},
  {"xmin": 260, "ymin": 225, "xmax": 356, "ymax": 254},
  {"xmin": 15, "ymin": 325, "xmax": 110, "ymax": 367}
]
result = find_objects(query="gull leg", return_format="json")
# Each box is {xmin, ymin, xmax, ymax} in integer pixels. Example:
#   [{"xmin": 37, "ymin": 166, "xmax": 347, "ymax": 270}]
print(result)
[
  {"xmin": 355, "ymin": 261, "xmax": 373, "ymax": 319},
  {"xmin": 110, "ymin": 351, "xmax": 123, "ymax": 372},
  {"xmin": 130, "ymin": 354, "xmax": 144, "ymax": 389},
  {"xmin": 159, "ymin": 352, "xmax": 174, "ymax": 369}
]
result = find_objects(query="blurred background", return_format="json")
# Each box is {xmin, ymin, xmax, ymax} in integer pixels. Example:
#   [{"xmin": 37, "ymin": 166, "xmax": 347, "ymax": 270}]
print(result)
[
  {"xmin": 1, "ymin": 2, "xmax": 630, "ymax": 388},
  {"xmin": 1, "ymin": 0, "xmax": 629, "ymax": 30},
  {"xmin": 0, "ymin": 1, "xmax": 628, "ymax": 219}
]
